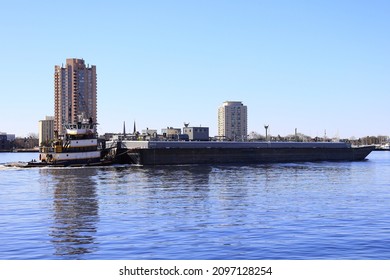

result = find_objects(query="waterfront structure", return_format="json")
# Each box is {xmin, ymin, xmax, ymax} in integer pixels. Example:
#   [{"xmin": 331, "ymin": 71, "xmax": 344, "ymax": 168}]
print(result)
[
  {"xmin": 142, "ymin": 128, "xmax": 158, "ymax": 137},
  {"xmin": 6, "ymin": 134, "xmax": 15, "ymax": 142},
  {"xmin": 161, "ymin": 127, "xmax": 182, "ymax": 140},
  {"xmin": 0, "ymin": 133, "xmax": 11, "ymax": 151},
  {"xmin": 218, "ymin": 101, "xmax": 248, "ymax": 141},
  {"xmin": 54, "ymin": 58, "xmax": 97, "ymax": 135},
  {"xmin": 0, "ymin": 133, "xmax": 15, "ymax": 151},
  {"xmin": 183, "ymin": 126, "xmax": 209, "ymax": 141},
  {"xmin": 38, "ymin": 116, "xmax": 54, "ymax": 146}
]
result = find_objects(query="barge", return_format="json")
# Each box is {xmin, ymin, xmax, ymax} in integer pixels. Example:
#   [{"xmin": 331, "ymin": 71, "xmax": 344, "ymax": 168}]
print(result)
[{"xmin": 112, "ymin": 141, "xmax": 375, "ymax": 166}]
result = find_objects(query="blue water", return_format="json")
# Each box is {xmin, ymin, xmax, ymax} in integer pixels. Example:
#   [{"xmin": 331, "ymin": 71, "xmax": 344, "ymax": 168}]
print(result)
[{"xmin": 1, "ymin": 151, "xmax": 390, "ymax": 260}]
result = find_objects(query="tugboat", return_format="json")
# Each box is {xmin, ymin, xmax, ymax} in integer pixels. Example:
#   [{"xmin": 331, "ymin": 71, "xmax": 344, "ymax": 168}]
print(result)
[{"xmin": 8, "ymin": 117, "xmax": 113, "ymax": 168}]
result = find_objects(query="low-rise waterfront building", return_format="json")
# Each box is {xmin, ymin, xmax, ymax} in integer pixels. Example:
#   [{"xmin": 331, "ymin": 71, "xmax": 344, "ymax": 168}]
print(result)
[
  {"xmin": 161, "ymin": 127, "xmax": 182, "ymax": 140},
  {"xmin": 142, "ymin": 128, "xmax": 158, "ymax": 137},
  {"xmin": 0, "ymin": 132, "xmax": 16, "ymax": 151},
  {"xmin": 0, "ymin": 133, "xmax": 11, "ymax": 151},
  {"xmin": 183, "ymin": 126, "xmax": 209, "ymax": 141},
  {"xmin": 6, "ymin": 134, "xmax": 15, "ymax": 141}
]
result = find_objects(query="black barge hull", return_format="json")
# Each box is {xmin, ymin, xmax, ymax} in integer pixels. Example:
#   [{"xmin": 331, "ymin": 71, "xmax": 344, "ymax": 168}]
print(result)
[{"xmin": 117, "ymin": 142, "xmax": 375, "ymax": 166}]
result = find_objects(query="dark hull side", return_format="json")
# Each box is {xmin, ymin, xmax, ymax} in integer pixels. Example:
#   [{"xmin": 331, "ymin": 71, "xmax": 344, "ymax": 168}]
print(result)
[
  {"xmin": 6, "ymin": 157, "xmax": 110, "ymax": 168},
  {"xmin": 122, "ymin": 146, "xmax": 375, "ymax": 166}
]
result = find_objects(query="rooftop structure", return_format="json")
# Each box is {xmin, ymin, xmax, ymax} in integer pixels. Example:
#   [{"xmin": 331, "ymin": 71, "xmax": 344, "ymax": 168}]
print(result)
[{"xmin": 183, "ymin": 126, "xmax": 209, "ymax": 141}]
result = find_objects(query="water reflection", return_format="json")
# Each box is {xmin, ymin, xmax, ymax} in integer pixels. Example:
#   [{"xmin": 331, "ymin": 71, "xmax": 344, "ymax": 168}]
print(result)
[
  {"xmin": 137, "ymin": 165, "xmax": 212, "ymax": 196},
  {"xmin": 40, "ymin": 168, "xmax": 99, "ymax": 258}
]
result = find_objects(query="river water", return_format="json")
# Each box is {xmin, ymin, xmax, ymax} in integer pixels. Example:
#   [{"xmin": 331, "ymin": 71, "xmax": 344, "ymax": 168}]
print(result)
[{"xmin": 1, "ymin": 151, "xmax": 390, "ymax": 260}]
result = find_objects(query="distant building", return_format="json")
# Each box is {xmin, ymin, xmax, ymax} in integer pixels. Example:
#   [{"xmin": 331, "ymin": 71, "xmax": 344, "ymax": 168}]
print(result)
[
  {"xmin": 38, "ymin": 116, "xmax": 54, "ymax": 146},
  {"xmin": 6, "ymin": 134, "xmax": 15, "ymax": 141},
  {"xmin": 142, "ymin": 128, "xmax": 158, "ymax": 136},
  {"xmin": 0, "ymin": 133, "xmax": 10, "ymax": 151},
  {"xmin": 54, "ymin": 58, "xmax": 97, "ymax": 135},
  {"xmin": 161, "ymin": 127, "xmax": 181, "ymax": 140},
  {"xmin": 0, "ymin": 132, "xmax": 15, "ymax": 151},
  {"xmin": 183, "ymin": 126, "xmax": 209, "ymax": 141},
  {"xmin": 218, "ymin": 101, "xmax": 248, "ymax": 141}
]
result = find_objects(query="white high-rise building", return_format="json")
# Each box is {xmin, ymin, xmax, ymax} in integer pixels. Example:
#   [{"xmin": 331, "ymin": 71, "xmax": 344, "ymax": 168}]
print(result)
[
  {"xmin": 38, "ymin": 116, "xmax": 54, "ymax": 146},
  {"xmin": 218, "ymin": 101, "xmax": 248, "ymax": 141}
]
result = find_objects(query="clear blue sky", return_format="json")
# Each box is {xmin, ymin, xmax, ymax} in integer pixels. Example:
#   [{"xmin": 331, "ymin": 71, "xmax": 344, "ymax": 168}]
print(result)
[{"xmin": 0, "ymin": 0, "xmax": 389, "ymax": 139}]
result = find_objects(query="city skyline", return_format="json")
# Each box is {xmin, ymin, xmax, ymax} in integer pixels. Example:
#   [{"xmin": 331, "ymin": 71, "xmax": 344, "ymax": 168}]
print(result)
[{"xmin": 0, "ymin": 0, "xmax": 389, "ymax": 138}]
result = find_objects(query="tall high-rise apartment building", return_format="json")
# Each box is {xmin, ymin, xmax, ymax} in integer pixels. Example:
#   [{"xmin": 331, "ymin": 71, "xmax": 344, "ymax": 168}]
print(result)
[
  {"xmin": 218, "ymin": 101, "xmax": 248, "ymax": 141},
  {"xmin": 54, "ymin": 58, "xmax": 97, "ymax": 135}
]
